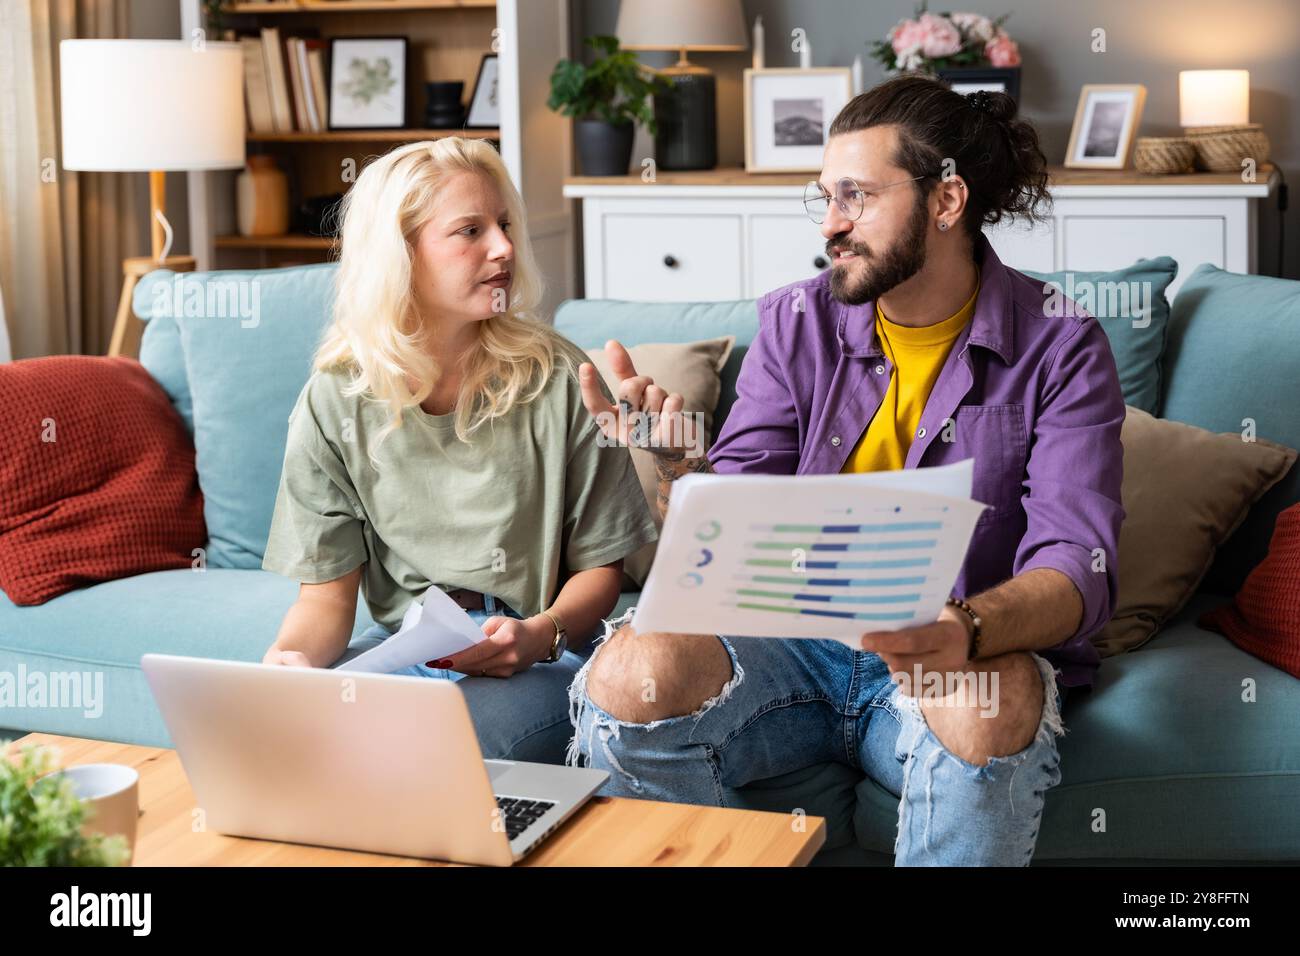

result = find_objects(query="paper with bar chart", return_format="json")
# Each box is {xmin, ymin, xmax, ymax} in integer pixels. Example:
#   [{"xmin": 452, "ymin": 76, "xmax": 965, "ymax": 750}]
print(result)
[{"xmin": 632, "ymin": 460, "xmax": 987, "ymax": 647}]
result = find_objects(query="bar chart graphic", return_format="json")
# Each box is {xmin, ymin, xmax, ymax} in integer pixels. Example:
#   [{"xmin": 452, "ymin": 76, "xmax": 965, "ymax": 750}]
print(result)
[{"xmin": 634, "ymin": 462, "xmax": 987, "ymax": 645}]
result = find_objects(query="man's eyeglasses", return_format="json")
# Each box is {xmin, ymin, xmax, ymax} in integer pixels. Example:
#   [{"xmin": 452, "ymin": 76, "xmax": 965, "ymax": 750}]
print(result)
[{"xmin": 803, "ymin": 175, "xmax": 931, "ymax": 224}]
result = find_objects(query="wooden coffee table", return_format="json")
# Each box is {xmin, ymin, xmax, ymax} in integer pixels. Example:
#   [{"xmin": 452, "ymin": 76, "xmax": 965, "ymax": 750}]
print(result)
[{"xmin": 8, "ymin": 734, "xmax": 825, "ymax": 866}]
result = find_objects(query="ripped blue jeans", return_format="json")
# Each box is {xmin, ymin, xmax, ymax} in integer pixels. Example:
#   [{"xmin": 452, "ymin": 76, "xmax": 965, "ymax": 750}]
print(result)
[{"xmin": 567, "ymin": 607, "xmax": 1066, "ymax": 866}]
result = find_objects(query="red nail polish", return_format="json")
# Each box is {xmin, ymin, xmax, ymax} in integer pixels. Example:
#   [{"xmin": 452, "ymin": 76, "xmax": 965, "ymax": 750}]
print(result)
[{"xmin": 433, "ymin": 659, "xmax": 453, "ymax": 668}]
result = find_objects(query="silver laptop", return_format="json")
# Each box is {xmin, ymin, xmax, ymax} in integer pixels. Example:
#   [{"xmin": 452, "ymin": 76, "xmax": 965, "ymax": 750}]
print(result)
[{"xmin": 141, "ymin": 653, "xmax": 608, "ymax": 866}]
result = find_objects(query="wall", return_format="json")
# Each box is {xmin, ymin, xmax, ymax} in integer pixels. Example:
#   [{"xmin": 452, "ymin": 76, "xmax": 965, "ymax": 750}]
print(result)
[{"xmin": 577, "ymin": 0, "xmax": 1298, "ymax": 279}]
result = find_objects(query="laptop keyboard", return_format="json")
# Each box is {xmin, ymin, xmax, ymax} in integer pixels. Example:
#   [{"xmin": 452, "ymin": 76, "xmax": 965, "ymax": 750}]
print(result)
[{"xmin": 495, "ymin": 795, "xmax": 557, "ymax": 842}]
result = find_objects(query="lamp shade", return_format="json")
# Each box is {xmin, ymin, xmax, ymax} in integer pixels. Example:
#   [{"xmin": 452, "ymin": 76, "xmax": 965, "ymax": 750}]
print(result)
[
  {"xmin": 1179, "ymin": 69, "xmax": 1250, "ymax": 127},
  {"xmin": 615, "ymin": 0, "xmax": 748, "ymax": 51},
  {"xmin": 60, "ymin": 40, "xmax": 245, "ymax": 171}
]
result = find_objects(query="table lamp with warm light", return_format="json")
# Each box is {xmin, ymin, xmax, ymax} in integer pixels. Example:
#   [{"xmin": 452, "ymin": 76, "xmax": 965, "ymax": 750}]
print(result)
[
  {"xmin": 1178, "ymin": 69, "xmax": 1269, "ymax": 172},
  {"xmin": 1179, "ymin": 69, "xmax": 1249, "ymax": 128},
  {"xmin": 616, "ymin": 0, "xmax": 748, "ymax": 170},
  {"xmin": 59, "ymin": 39, "xmax": 245, "ymax": 357}
]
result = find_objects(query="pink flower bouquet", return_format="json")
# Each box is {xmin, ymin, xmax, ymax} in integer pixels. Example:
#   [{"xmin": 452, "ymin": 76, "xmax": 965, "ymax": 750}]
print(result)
[{"xmin": 870, "ymin": 4, "xmax": 1020, "ymax": 74}]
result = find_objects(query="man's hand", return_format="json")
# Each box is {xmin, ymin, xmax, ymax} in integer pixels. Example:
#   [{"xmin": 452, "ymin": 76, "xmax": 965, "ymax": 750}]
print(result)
[
  {"xmin": 437, "ymin": 615, "xmax": 556, "ymax": 678},
  {"xmin": 579, "ymin": 340, "xmax": 702, "ymax": 459},
  {"xmin": 859, "ymin": 605, "xmax": 973, "ymax": 696}
]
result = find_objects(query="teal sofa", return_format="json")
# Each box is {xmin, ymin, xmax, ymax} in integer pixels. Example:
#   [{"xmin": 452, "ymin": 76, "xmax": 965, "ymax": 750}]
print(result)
[{"xmin": 3, "ymin": 258, "xmax": 1298, "ymax": 865}]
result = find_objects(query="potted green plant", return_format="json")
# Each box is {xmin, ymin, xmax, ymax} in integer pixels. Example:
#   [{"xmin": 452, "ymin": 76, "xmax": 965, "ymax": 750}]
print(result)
[
  {"xmin": 0, "ymin": 741, "xmax": 131, "ymax": 866},
  {"xmin": 548, "ymin": 35, "xmax": 667, "ymax": 176}
]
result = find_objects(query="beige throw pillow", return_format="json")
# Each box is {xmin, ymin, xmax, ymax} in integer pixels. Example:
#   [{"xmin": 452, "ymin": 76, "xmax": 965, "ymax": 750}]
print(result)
[
  {"xmin": 585, "ymin": 337, "xmax": 735, "ymax": 587},
  {"xmin": 1097, "ymin": 405, "xmax": 1297, "ymax": 656}
]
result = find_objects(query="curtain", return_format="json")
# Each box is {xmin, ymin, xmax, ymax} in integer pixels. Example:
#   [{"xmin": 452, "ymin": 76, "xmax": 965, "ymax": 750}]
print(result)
[{"xmin": 0, "ymin": 0, "xmax": 140, "ymax": 360}]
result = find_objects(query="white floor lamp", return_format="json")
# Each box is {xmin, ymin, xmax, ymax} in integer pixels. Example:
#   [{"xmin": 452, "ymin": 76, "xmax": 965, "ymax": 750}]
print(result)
[{"xmin": 59, "ymin": 39, "xmax": 244, "ymax": 357}]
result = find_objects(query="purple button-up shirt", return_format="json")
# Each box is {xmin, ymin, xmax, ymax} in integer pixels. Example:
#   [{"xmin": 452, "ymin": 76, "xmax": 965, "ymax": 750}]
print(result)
[{"xmin": 708, "ymin": 234, "xmax": 1126, "ymax": 689}]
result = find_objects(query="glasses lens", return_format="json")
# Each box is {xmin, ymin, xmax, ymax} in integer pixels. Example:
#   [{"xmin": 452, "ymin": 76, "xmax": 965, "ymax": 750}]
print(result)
[
  {"xmin": 836, "ymin": 179, "xmax": 865, "ymax": 222},
  {"xmin": 803, "ymin": 181, "xmax": 830, "ymax": 223}
]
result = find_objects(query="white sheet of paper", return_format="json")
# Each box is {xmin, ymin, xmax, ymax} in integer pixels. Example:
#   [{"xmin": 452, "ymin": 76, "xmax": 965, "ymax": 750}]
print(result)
[
  {"xmin": 632, "ymin": 460, "xmax": 987, "ymax": 647},
  {"xmin": 336, "ymin": 584, "xmax": 488, "ymax": 674}
]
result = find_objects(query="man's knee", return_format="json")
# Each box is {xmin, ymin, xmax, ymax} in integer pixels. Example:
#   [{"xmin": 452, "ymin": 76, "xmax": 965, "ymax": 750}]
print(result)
[
  {"xmin": 585, "ymin": 623, "xmax": 734, "ymax": 724},
  {"xmin": 917, "ymin": 651, "xmax": 1046, "ymax": 766}
]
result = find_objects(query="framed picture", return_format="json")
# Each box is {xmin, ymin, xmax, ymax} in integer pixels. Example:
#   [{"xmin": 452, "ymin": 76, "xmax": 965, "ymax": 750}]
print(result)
[
  {"xmin": 1064, "ymin": 84, "xmax": 1148, "ymax": 169},
  {"xmin": 936, "ymin": 67, "xmax": 1020, "ymax": 103},
  {"xmin": 465, "ymin": 54, "xmax": 500, "ymax": 129},
  {"xmin": 744, "ymin": 68, "xmax": 853, "ymax": 173},
  {"xmin": 328, "ymin": 36, "xmax": 408, "ymax": 130}
]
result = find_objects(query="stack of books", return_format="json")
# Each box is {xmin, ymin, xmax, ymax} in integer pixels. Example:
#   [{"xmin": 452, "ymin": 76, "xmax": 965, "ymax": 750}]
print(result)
[{"xmin": 240, "ymin": 28, "xmax": 330, "ymax": 133}]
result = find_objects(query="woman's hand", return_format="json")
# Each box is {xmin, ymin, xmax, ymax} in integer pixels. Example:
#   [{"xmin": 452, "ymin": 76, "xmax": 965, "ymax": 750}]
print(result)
[
  {"xmin": 439, "ymin": 615, "xmax": 556, "ymax": 678},
  {"xmin": 263, "ymin": 648, "xmax": 313, "ymax": 668},
  {"xmin": 262, "ymin": 569, "xmax": 363, "ymax": 670}
]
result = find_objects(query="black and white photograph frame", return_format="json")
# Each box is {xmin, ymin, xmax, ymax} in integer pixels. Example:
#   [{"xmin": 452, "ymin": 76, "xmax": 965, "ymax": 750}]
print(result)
[
  {"xmin": 744, "ymin": 68, "xmax": 853, "ymax": 173},
  {"xmin": 1064, "ymin": 83, "xmax": 1148, "ymax": 169},
  {"xmin": 936, "ymin": 67, "xmax": 1021, "ymax": 103},
  {"xmin": 465, "ymin": 54, "xmax": 500, "ymax": 129},
  {"xmin": 328, "ymin": 36, "xmax": 408, "ymax": 130}
]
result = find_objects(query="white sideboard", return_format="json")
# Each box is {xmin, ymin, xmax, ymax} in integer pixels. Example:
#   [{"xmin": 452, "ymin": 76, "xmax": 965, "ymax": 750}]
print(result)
[{"xmin": 563, "ymin": 166, "xmax": 1279, "ymax": 303}]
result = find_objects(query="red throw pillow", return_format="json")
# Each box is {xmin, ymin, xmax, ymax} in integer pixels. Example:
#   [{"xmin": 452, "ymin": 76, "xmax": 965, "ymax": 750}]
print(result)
[
  {"xmin": 0, "ymin": 356, "xmax": 206, "ymax": 605},
  {"xmin": 1199, "ymin": 502, "xmax": 1300, "ymax": 678}
]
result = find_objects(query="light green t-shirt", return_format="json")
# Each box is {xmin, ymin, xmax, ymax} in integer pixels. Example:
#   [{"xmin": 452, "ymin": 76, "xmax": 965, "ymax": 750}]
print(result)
[{"xmin": 261, "ymin": 341, "xmax": 658, "ymax": 630}]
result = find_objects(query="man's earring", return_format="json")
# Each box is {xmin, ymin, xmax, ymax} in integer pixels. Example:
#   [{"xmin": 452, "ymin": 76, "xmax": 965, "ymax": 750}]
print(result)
[{"xmin": 938, "ymin": 221, "xmax": 949, "ymax": 231}]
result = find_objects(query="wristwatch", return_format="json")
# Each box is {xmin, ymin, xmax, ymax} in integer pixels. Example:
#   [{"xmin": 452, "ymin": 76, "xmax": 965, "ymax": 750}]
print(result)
[{"xmin": 541, "ymin": 609, "xmax": 567, "ymax": 663}]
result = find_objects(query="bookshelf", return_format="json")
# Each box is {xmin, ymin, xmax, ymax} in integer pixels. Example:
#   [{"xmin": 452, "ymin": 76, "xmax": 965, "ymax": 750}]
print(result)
[
  {"xmin": 246, "ymin": 128, "xmax": 500, "ymax": 143},
  {"xmin": 225, "ymin": 1, "xmax": 497, "ymax": 12},
  {"xmin": 185, "ymin": 0, "xmax": 574, "ymax": 311}
]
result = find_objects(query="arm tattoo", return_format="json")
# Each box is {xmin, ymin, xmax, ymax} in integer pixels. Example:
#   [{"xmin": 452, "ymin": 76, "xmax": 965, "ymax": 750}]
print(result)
[{"xmin": 653, "ymin": 453, "xmax": 714, "ymax": 521}]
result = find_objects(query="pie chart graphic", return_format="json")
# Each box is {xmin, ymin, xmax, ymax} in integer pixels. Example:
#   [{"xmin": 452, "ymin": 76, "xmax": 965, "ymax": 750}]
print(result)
[
  {"xmin": 695, "ymin": 520, "xmax": 721, "ymax": 542},
  {"xmin": 690, "ymin": 548, "xmax": 713, "ymax": 568},
  {"xmin": 677, "ymin": 572, "xmax": 704, "ymax": 588}
]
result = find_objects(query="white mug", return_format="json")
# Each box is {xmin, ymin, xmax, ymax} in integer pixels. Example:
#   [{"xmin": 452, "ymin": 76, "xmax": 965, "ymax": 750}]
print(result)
[{"xmin": 54, "ymin": 764, "xmax": 140, "ymax": 863}]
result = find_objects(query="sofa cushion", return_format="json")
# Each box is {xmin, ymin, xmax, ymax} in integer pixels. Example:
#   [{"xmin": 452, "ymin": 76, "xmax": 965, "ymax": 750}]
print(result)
[
  {"xmin": 554, "ymin": 299, "xmax": 759, "ymax": 439},
  {"xmin": 1036, "ymin": 593, "xmax": 1300, "ymax": 861},
  {"xmin": 0, "ymin": 569, "xmax": 376, "ymax": 747},
  {"xmin": 1097, "ymin": 406, "xmax": 1295, "ymax": 656},
  {"xmin": 137, "ymin": 312, "xmax": 193, "ymax": 434},
  {"xmin": 1200, "ymin": 502, "xmax": 1300, "ymax": 678},
  {"xmin": 584, "ymin": 337, "xmax": 735, "ymax": 586},
  {"xmin": 0, "ymin": 356, "xmax": 207, "ymax": 606},
  {"xmin": 1162, "ymin": 264, "xmax": 1300, "ymax": 594},
  {"xmin": 133, "ymin": 263, "xmax": 339, "ymax": 569},
  {"xmin": 1023, "ymin": 257, "xmax": 1178, "ymax": 415}
]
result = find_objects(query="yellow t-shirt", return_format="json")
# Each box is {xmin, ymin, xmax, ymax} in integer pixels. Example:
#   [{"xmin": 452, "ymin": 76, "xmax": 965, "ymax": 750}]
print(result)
[{"xmin": 841, "ymin": 276, "xmax": 980, "ymax": 473}]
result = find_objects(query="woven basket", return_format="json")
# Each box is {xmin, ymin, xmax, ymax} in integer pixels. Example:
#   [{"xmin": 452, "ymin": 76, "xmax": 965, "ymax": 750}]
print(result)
[
  {"xmin": 1134, "ymin": 137, "xmax": 1196, "ymax": 174},
  {"xmin": 1184, "ymin": 124, "xmax": 1271, "ymax": 172}
]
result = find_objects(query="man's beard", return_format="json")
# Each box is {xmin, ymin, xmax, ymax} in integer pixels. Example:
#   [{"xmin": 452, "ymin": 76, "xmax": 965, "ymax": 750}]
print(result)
[{"xmin": 827, "ymin": 196, "xmax": 930, "ymax": 306}]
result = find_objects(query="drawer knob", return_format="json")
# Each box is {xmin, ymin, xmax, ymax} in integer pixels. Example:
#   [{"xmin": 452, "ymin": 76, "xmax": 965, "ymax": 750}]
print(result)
[
  {"xmin": 814, "ymin": 255, "xmax": 828, "ymax": 269},
  {"xmin": 663, "ymin": 255, "xmax": 679, "ymax": 269}
]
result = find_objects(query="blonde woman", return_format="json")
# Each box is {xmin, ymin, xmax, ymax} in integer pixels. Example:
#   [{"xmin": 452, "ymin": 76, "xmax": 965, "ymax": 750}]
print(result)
[{"xmin": 259, "ymin": 138, "xmax": 657, "ymax": 764}]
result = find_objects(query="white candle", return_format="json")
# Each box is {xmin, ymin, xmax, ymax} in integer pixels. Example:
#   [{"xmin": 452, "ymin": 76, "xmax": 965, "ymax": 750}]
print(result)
[
  {"xmin": 753, "ymin": 15, "xmax": 764, "ymax": 70},
  {"xmin": 852, "ymin": 54, "xmax": 863, "ymax": 94},
  {"xmin": 799, "ymin": 34, "xmax": 812, "ymax": 69}
]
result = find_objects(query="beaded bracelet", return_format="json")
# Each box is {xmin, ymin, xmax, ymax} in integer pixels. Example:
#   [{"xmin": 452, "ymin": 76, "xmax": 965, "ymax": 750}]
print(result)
[{"xmin": 946, "ymin": 596, "xmax": 984, "ymax": 662}]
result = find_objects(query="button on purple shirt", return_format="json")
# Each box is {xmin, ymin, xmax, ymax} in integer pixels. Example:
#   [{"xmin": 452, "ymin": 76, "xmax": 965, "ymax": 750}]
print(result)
[{"xmin": 708, "ymin": 234, "xmax": 1126, "ymax": 689}]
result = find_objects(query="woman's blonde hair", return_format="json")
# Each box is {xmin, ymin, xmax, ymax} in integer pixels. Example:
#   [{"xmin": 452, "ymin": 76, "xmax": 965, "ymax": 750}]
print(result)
[{"xmin": 314, "ymin": 137, "xmax": 566, "ymax": 461}]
